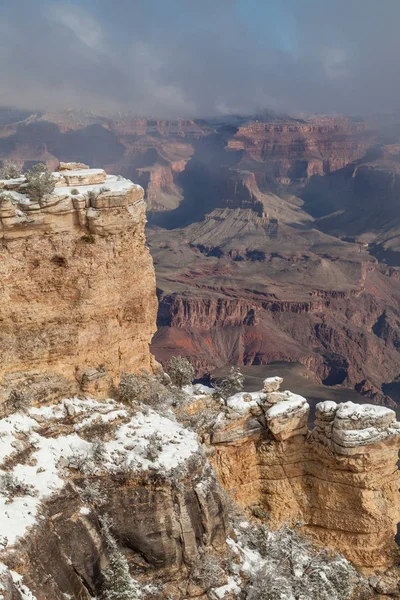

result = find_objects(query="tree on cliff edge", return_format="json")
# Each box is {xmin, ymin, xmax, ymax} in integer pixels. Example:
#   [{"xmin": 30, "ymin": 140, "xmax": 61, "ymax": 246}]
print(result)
[
  {"xmin": 25, "ymin": 163, "xmax": 56, "ymax": 202},
  {"xmin": 212, "ymin": 366, "xmax": 244, "ymax": 405},
  {"xmin": 167, "ymin": 356, "xmax": 195, "ymax": 388}
]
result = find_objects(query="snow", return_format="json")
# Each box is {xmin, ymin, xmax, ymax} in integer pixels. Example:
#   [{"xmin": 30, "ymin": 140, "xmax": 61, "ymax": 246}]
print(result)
[
  {"xmin": 213, "ymin": 576, "xmax": 241, "ymax": 598},
  {"xmin": 0, "ymin": 397, "xmax": 199, "ymax": 548},
  {"xmin": 332, "ymin": 426, "xmax": 393, "ymax": 447},
  {"xmin": 7, "ymin": 190, "xmax": 30, "ymax": 204},
  {"xmin": 226, "ymin": 391, "xmax": 265, "ymax": 415},
  {"xmin": 316, "ymin": 401, "xmax": 337, "ymax": 415},
  {"xmin": 266, "ymin": 393, "xmax": 307, "ymax": 418},
  {"xmin": 335, "ymin": 401, "xmax": 395, "ymax": 422},
  {"xmin": 0, "ymin": 563, "xmax": 37, "ymax": 599},
  {"xmin": 54, "ymin": 174, "xmax": 139, "ymax": 198},
  {"xmin": 264, "ymin": 376, "xmax": 282, "ymax": 385},
  {"xmin": 10, "ymin": 570, "xmax": 37, "ymax": 600},
  {"xmin": 183, "ymin": 383, "xmax": 214, "ymax": 396}
]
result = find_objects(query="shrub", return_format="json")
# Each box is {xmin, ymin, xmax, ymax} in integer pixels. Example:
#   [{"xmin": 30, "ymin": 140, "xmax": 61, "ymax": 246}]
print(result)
[
  {"xmin": 92, "ymin": 439, "xmax": 107, "ymax": 463},
  {"xmin": 244, "ymin": 522, "xmax": 358, "ymax": 600},
  {"xmin": 144, "ymin": 432, "xmax": 163, "ymax": 462},
  {"xmin": 0, "ymin": 473, "xmax": 35, "ymax": 500},
  {"xmin": 5, "ymin": 388, "xmax": 32, "ymax": 414},
  {"xmin": 88, "ymin": 190, "xmax": 99, "ymax": 204},
  {"xmin": 70, "ymin": 188, "xmax": 79, "ymax": 195},
  {"xmin": 118, "ymin": 371, "xmax": 173, "ymax": 412},
  {"xmin": 79, "ymin": 479, "xmax": 107, "ymax": 506},
  {"xmin": 166, "ymin": 356, "xmax": 195, "ymax": 388},
  {"xmin": 212, "ymin": 366, "xmax": 244, "ymax": 405},
  {"xmin": 81, "ymin": 233, "xmax": 95, "ymax": 244},
  {"xmin": 0, "ymin": 161, "xmax": 21, "ymax": 180},
  {"xmin": 25, "ymin": 163, "xmax": 56, "ymax": 202},
  {"xmin": 190, "ymin": 552, "xmax": 225, "ymax": 590},
  {"xmin": 0, "ymin": 192, "xmax": 16, "ymax": 205}
]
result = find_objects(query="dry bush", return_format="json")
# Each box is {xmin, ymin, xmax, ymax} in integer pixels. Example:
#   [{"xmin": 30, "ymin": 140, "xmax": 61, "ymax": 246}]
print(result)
[
  {"xmin": 25, "ymin": 163, "xmax": 56, "ymax": 202},
  {"xmin": 0, "ymin": 161, "xmax": 21, "ymax": 179},
  {"xmin": 0, "ymin": 473, "xmax": 36, "ymax": 500},
  {"xmin": 212, "ymin": 366, "xmax": 244, "ymax": 404},
  {"xmin": 190, "ymin": 551, "xmax": 225, "ymax": 590}
]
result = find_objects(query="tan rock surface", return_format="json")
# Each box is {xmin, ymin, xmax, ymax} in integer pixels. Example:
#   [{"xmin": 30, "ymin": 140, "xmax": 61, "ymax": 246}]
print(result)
[
  {"xmin": 209, "ymin": 381, "xmax": 400, "ymax": 569},
  {"xmin": 0, "ymin": 164, "xmax": 157, "ymax": 400}
]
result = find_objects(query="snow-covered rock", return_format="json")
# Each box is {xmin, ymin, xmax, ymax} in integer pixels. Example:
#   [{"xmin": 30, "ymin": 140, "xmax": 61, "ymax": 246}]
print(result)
[
  {"xmin": 314, "ymin": 400, "xmax": 400, "ymax": 455},
  {"xmin": 263, "ymin": 376, "xmax": 283, "ymax": 393},
  {"xmin": 265, "ymin": 392, "xmax": 309, "ymax": 441}
]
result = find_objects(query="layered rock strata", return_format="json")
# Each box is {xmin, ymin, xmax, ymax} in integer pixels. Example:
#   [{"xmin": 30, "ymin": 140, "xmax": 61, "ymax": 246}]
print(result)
[
  {"xmin": 208, "ymin": 377, "xmax": 400, "ymax": 568},
  {"xmin": 0, "ymin": 164, "xmax": 158, "ymax": 401},
  {"xmin": 0, "ymin": 397, "xmax": 227, "ymax": 599}
]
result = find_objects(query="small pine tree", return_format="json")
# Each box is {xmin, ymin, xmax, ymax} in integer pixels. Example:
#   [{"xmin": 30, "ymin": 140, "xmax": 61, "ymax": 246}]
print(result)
[
  {"xmin": 167, "ymin": 356, "xmax": 195, "ymax": 388},
  {"xmin": 25, "ymin": 163, "xmax": 56, "ymax": 202},
  {"xmin": 101, "ymin": 551, "xmax": 137, "ymax": 600},
  {"xmin": 212, "ymin": 366, "xmax": 244, "ymax": 405},
  {"xmin": 100, "ymin": 515, "xmax": 138, "ymax": 600}
]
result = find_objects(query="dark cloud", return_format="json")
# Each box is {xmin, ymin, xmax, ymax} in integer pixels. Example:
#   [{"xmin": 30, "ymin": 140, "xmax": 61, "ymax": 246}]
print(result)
[{"xmin": 0, "ymin": 0, "xmax": 399, "ymax": 117}]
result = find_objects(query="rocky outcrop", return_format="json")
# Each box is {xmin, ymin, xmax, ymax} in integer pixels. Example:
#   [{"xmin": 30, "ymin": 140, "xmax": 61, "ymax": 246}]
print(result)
[
  {"xmin": 0, "ymin": 164, "xmax": 158, "ymax": 401},
  {"xmin": 208, "ymin": 377, "xmax": 400, "ymax": 569},
  {"xmin": 0, "ymin": 397, "xmax": 227, "ymax": 600}
]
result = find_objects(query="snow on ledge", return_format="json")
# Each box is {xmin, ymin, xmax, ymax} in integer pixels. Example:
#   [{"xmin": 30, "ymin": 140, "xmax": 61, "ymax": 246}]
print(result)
[{"xmin": 0, "ymin": 397, "xmax": 199, "ymax": 548}]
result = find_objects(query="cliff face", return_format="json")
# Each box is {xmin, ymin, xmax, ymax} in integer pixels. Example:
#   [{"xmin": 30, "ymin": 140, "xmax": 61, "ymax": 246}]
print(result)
[
  {"xmin": 0, "ymin": 164, "xmax": 157, "ymax": 401},
  {"xmin": 227, "ymin": 116, "xmax": 375, "ymax": 182},
  {"xmin": 0, "ymin": 396, "xmax": 227, "ymax": 600},
  {"xmin": 153, "ymin": 263, "xmax": 400, "ymax": 396},
  {"xmin": 207, "ymin": 378, "xmax": 400, "ymax": 569}
]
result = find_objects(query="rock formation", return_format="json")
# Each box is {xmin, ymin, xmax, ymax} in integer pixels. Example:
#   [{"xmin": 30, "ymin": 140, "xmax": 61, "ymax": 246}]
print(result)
[
  {"xmin": 0, "ymin": 164, "xmax": 158, "ymax": 401},
  {"xmin": 208, "ymin": 377, "xmax": 400, "ymax": 569},
  {"xmin": 0, "ymin": 396, "xmax": 227, "ymax": 599}
]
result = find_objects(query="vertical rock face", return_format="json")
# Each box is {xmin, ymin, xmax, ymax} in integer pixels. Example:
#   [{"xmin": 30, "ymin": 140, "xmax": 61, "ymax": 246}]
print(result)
[
  {"xmin": 0, "ymin": 164, "xmax": 158, "ymax": 400},
  {"xmin": 209, "ymin": 378, "xmax": 400, "ymax": 568}
]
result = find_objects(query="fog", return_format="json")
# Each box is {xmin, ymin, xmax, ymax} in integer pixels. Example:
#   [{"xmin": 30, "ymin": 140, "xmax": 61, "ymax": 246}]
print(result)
[{"xmin": 0, "ymin": 0, "xmax": 399, "ymax": 118}]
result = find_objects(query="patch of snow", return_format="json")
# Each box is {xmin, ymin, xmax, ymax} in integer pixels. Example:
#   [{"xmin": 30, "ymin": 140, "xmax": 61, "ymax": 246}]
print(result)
[
  {"xmin": 266, "ymin": 393, "xmax": 307, "ymax": 418},
  {"xmin": 335, "ymin": 401, "xmax": 395, "ymax": 421},
  {"xmin": 183, "ymin": 383, "xmax": 214, "ymax": 396},
  {"xmin": 10, "ymin": 570, "xmax": 37, "ymax": 600},
  {"xmin": 226, "ymin": 391, "xmax": 264, "ymax": 415},
  {"xmin": 213, "ymin": 576, "xmax": 241, "ymax": 598},
  {"xmin": 53, "ymin": 174, "xmax": 138, "ymax": 198},
  {"xmin": 53, "ymin": 168, "xmax": 105, "ymax": 178},
  {"xmin": 0, "ymin": 397, "xmax": 199, "ymax": 548}
]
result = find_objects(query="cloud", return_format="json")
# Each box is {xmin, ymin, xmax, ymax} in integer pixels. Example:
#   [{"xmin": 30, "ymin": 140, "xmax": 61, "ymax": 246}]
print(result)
[{"xmin": 0, "ymin": 0, "xmax": 399, "ymax": 117}]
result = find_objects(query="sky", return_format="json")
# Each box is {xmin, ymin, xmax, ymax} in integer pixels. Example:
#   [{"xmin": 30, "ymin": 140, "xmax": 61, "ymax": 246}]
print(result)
[{"xmin": 0, "ymin": 0, "xmax": 399, "ymax": 118}]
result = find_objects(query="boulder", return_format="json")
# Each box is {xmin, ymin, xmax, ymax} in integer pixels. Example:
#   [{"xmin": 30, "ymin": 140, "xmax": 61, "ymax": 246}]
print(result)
[
  {"xmin": 265, "ymin": 392, "xmax": 309, "ymax": 440},
  {"xmin": 263, "ymin": 376, "xmax": 283, "ymax": 393}
]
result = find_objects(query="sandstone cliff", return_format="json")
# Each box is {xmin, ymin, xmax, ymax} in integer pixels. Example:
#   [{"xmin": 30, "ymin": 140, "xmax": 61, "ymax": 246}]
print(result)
[
  {"xmin": 0, "ymin": 163, "xmax": 158, "ymax": 401},
  {"xmin": 206, "ymin": 377, "xmax": 400, "ymax": 570}
]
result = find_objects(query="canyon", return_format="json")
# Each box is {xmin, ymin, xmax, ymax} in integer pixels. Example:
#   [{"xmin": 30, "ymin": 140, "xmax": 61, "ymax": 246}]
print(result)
[
  {"xmin": 0, "ymin": 109, "xmax": 399, "ymax": 405},
  {"xmin": 0, "ymin": 162, "xmax": 399, "ymax": 598}
]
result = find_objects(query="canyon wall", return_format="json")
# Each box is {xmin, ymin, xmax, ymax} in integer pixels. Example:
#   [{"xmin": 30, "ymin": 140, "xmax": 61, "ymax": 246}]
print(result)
[
  {"xmin": 228, "ymin": 116, "xmax": 375, "ymax": 182},
  {"xmin": 207, "ymin": 377, "xmax": 400, "ymax": 569},
  {"xmin": 0, "ymin": 164, "xmax": 158, "ymax": 401}
]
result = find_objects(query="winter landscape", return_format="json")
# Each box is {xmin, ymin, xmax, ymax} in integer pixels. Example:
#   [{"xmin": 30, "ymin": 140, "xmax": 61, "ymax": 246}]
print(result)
[{"xmin": 1, "ymin": 1, "xmax": 400, "ymax": 599}]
